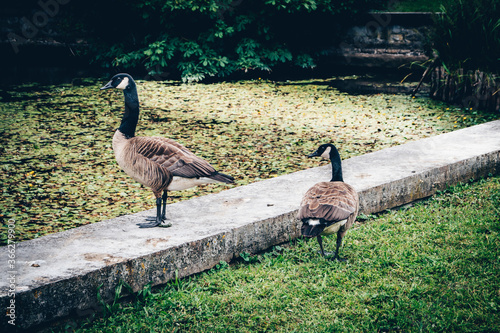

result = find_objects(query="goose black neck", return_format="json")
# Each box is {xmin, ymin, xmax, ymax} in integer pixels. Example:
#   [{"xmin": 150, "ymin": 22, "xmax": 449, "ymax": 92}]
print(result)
[
  {"xmin": 118, "ymin": 85, "xmax": 139, "ymax": 139},
  {"xmin": 329, "ymin": 148, "xmax": 344, "ymax": 182}
]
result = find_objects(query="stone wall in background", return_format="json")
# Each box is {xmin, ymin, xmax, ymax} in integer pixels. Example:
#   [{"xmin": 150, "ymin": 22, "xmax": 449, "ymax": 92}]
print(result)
[{"xmin": 328, "ymin": 12, "xmax": 432, "ymax": 69}]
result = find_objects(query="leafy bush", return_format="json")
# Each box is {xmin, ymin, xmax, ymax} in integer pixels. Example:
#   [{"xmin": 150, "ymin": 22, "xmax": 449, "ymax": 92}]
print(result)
[
  {"xmin": 432, "ymin": 0, "xmax": 500, "ymax": 74},
  {"xmin": 69, "ymin": 0, "xmax": 380, "ymax": 82}
]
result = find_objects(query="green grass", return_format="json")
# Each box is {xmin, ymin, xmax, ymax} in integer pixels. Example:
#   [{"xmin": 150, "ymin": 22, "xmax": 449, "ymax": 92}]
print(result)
[
  {"xmin": 54, "ymin": 176, "xmax": 500, "ymax": 332},
  {"xmin": 1, "ymin": 77, "xmax": 497, "ymax": 244}
]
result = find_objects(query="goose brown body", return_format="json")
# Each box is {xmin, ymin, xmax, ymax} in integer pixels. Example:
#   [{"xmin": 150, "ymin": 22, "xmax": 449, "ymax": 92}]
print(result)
[
  {"xmin": 113, "ymin": 131, "xmax": 232, "ymax": 196},
  {"xmin": 112, "ymin": 131, "xmax": 172, "ymax": 197},
  {"xmin": 298, "ymin": 181, "xmax": 358, "ymax": 238}
]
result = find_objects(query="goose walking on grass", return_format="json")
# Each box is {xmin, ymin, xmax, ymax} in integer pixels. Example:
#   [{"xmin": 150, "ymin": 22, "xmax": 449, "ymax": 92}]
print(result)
[
  {"xmin": 101, "ymin": 73, "xmax": 234, "ymax": 228},
  {"xmin": 297, "ymin": 144, "xmax": 359, "ymax": 261}
]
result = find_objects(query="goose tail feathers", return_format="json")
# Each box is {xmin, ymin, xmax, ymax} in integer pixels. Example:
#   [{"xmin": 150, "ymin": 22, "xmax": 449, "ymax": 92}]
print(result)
[{"xmin": 210, "ymin": 172, "xmax": 235, "ymax": 184}]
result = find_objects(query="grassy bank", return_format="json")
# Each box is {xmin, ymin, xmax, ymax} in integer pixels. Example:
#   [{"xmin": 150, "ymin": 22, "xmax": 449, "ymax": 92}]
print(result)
[
  {"xmin": 0, "ymin": 77, "xmax": 497, "ymax": 244},
  {"xmin": 54, "ymin": 176, "xmax": 500, "ymax": 332}
]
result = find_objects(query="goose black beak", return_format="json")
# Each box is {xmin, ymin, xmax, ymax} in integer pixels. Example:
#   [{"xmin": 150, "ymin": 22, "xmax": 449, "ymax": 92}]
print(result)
[
  {"xmin": 307, "ymin": 151, "xmax": 320, "ymax": 158},
  {"xmin": 100, "ymin": 80, "xmax": 114, "ymax": 90}
]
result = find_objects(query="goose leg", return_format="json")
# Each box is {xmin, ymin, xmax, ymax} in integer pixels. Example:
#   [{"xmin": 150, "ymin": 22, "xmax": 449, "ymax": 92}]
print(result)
[
  {"xmin": 317, "ymin": 236, "xmax": 326, "ymax": 257},
  {"xmin": 138, "ymin": 197, "xmax": 163, "ymax": 228},
  {"xmin": 159, "ymin": 191, "xmax": 172, "ymax": 228},
  {"xmin": 316, "ymin": 234, "xmax": 346, "ymax": 261},
  {"xmin": 161, "ymin": 191, "xmax": 168, "ymax": 221},
  {"xmin": 331, "ymin": 233, "xmax": 347, "ymax": 262}
]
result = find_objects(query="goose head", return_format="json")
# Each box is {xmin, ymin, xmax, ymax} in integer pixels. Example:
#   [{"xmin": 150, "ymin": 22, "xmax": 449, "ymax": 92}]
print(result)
[
  {"xmin": 307, "ymin": 143, "xmax": 343, "ymax": 182},
  {"xmin": 307, "ymin": 143, "xmax": 337, "ymax": 160},
  {"xmin": 100, "ymin": 73, "xmax": 135, "ymax": 91}
]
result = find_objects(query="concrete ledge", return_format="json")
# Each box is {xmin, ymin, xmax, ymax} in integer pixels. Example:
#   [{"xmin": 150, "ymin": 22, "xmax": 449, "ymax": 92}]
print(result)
[{"xmin": 1, "ymin": 120, "xmax": 500, "ymax": 330}]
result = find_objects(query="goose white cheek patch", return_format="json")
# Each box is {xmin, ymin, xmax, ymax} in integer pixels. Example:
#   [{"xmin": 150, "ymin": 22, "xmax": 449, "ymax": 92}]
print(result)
[
  {"xmin": 116, "ymin": 77, "xmax": 129, "ymax": 90},
  {"xmin": 321, "ymin": 146, "xmax": 331, "ymax": 159}
]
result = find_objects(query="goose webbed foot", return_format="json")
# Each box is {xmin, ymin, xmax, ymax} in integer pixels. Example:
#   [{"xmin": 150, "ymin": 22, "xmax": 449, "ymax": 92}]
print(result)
[
  {"xmin": 329, "ymin": 253, "xmax": 347, "ymax": 262},
  {"xmin": 138, "ymin": 220, "xmax": 162, "ymax": 228},
  {"xmin": 317, "ymin": 250, "xmax": 335, "ymax": 257},
  {"xmin": 138, "ymin": 217, "xmax": 172, "ymax": 228},
  {"xmin": 141, "ymin": 215, "xmax": 170, "ymax": 227},
  {"xmin": 315, "ymin": 250, "xmax": 346, "ymax": 261}
]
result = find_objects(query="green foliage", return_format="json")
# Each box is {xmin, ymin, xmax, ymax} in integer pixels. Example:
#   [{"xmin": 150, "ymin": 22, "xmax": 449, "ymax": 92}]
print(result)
[
  {"xmin": 239, "ymin": 251, "xmax": 251, "ymax": 262},
  {"xmin": 213, "ymin": 260, "xmax": 230, "ymax": 271},
  {"xmin": 70, "ymin": 0, "xmax": 380, "ymax": 82},
  {"xmin": 432, "ymin": 0, "xmax": 500, "ymax": 74}
]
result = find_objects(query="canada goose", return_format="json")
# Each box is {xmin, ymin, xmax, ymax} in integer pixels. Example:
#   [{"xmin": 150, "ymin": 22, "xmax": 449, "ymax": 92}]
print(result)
[
  {"xmin": 297, "ymin": 144, "xmax": 359, "ymax": 261},
  {"xmin": 100, "ymin": 73, "xmax": 234, "ymax": 228}
]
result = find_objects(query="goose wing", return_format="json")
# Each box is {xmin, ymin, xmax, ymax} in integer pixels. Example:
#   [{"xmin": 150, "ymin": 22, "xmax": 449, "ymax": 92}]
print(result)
[
  {"xmin": 131, "ymin": 136, "xmax": 218, "ymax": 178},
  {"xmin": 297, "ymin": 182, "xmax": 358, "ymax": 222}
]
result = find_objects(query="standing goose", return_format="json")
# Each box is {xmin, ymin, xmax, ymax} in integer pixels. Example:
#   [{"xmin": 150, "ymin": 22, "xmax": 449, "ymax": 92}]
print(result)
[
  {"xmin": 100, "ymin": 73, "xmax": 234, "ymax": 228},
  {"xmin": 297, "ymin": 144, "xmax": 359, "ymax": 261}
]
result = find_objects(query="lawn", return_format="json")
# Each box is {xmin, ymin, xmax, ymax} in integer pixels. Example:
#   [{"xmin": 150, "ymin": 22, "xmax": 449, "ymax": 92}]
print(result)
[
  {"xmin": 54, "ymin": 176, "xmax": 500, "ymax": 332},
  {"xmin": 0, "ymin": 77, "xmax": 497, "ymax": 244}
]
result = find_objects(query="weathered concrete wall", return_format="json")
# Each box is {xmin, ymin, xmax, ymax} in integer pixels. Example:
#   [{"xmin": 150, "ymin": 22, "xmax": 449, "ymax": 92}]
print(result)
[{"xmin": 1, "ymin": 120, "xmax": 499, "ymax": 330}]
